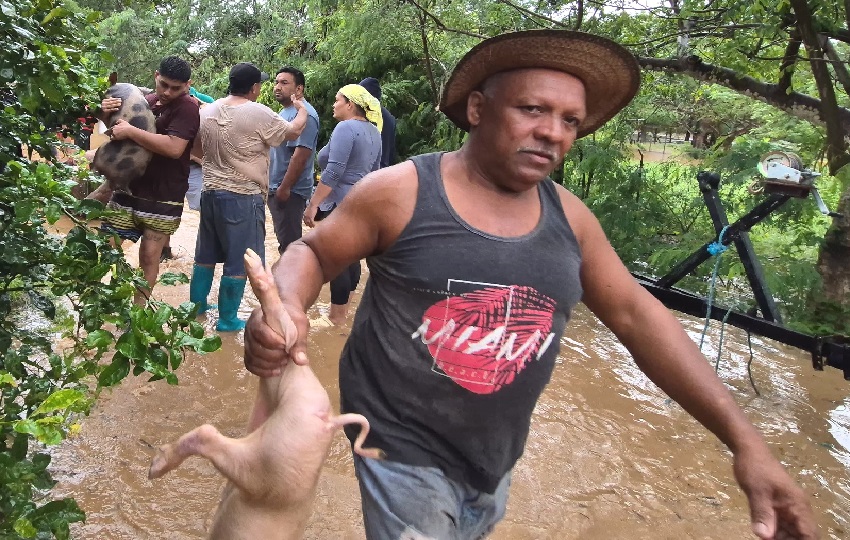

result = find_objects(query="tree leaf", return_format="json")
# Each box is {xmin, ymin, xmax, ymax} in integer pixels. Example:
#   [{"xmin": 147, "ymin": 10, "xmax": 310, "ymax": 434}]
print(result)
[
  {"xmin": 27, "ymin": 289, "xmax": 56, "ymax": 319},
  {"xmin": 158, "ymin": 271, "xmax": 189, "ymax": 286},
  {"xmin": 13, "ymin": 517, "xmax": 37, "ymax": 538},
  {"xmin": 41, "ymin": 6, "xmax": 70, "ymax": 25},
  {"xmin": 33, "ymin": 388, "xmax": 86, "ymax": 416},
  {"xmin": 98, "ymin": 355, "xmax": 130, "ymax": 387},
  {"xmin": 84, "ymin": 329, "xmax": 113, "ymax": 348},
  {"xmin": 0, "ymin": 371, "xmax": 18, "ymax": 386}
]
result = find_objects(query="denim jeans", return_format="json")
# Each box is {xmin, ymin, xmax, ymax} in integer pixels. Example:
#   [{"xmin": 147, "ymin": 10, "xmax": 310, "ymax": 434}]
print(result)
[
  {"xmin": 354, "ymin": 456, "xmax": 511, "ymax": 540},
  {"xmin": 185, "ymin": 163, "xmax": 203, "ymax": 211}
]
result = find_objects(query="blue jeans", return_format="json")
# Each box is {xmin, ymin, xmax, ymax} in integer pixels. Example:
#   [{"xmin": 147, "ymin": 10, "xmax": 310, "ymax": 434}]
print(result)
[
  {"xmin": 354, "ymin": 456, "xmax": 511, "ymax": 540},
  {"xmin": 195, "ymin": 190, "xmax": 265, "ymax": 276}
]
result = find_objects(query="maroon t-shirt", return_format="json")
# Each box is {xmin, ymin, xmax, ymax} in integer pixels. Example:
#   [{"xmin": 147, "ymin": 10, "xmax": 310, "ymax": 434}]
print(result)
[{"xmin": 129, "ymin": 92, "xmax": 199, "ymax": 203}]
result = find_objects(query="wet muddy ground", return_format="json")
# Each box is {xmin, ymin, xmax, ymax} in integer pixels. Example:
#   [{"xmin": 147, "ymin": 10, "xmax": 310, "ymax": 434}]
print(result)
[{"xmin": 50, "ymin": 207, "xmax": 850, "ymax": 539}]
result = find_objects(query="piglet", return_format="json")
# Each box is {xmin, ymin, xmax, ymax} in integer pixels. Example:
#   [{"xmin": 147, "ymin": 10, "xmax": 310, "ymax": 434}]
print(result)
[{"xmin": 148, "ymin": 248, "xmax": 383, "ymax": 540}]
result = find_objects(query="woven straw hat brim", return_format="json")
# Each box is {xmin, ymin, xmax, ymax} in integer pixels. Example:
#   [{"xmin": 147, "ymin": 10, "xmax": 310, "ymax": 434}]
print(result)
[{"xmin": 439, "ymin": 30, "xmax": 641, "ymax": 138}]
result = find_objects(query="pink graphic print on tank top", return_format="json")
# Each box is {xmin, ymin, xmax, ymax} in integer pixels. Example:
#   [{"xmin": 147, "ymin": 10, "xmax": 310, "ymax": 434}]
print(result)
[{"xmin": 411, "ymin": 280, "xmax": 557, "ymax": 394}]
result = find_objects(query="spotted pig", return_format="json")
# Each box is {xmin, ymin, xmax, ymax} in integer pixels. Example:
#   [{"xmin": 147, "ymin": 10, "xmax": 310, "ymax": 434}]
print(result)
[{"xmin": 90, "ymin": 83, "xmax": 155, "ymax": 196}]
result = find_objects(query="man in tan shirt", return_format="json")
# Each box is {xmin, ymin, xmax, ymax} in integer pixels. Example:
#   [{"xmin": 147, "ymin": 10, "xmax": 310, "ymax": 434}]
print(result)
[{"xmin": 189, "ymin": 62, "xmax": 307, "ymax": 332}]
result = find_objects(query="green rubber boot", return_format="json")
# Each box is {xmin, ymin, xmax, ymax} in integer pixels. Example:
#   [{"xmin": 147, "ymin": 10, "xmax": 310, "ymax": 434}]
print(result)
[
  {"xmin": 216, "ymin": 276, "xmax": 247, "ymax": 332},
  {"xmin": 189, "ymin": 264, "xmax": 216, "ymax": 314}
]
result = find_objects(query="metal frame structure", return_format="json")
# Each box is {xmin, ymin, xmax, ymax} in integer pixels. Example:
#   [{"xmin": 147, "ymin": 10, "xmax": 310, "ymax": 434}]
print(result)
[{"xmin": 631, "ymin": 171, "xmax": 850, "ymax": 380}]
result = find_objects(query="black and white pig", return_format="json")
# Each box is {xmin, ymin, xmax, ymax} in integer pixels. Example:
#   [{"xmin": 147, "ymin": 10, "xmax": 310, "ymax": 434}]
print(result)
[
  {"xmin": 148, "ymin": 249, "xmax": 384, "ymax": 540},
  {"xmin": 87, "ymin": 82, "xmax": 155, "ymax": 203}
]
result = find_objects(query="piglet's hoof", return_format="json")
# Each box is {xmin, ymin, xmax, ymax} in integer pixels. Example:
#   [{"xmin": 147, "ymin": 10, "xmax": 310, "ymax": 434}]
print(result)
[{"xmin": 148, "ymin": 447, "xmax": 172, "ymax": 480}]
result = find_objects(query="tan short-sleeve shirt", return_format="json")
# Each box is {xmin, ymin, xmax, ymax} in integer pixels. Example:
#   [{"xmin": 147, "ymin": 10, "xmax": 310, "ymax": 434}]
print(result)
[{"xmin": 199, "ymin": 100, "xmax": 292, "ymax": 195}]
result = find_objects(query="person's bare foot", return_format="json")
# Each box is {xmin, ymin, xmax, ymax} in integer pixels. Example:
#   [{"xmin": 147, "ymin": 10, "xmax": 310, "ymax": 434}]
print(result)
[{"xmin": 328, "ymin": 303, "xmax": 348, "ymax": 325}]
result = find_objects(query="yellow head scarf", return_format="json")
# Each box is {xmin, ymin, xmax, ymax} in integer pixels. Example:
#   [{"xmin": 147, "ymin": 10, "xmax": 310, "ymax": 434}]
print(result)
[{"xmin": 339, "ymin": 84, "xmax": 383, "ymax": 132}]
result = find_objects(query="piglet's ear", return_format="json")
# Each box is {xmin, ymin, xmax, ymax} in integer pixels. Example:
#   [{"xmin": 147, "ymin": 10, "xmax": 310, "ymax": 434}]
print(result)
[{"xmin": 108, "ymin": 72, "xmax": 118, "ymax": 86}]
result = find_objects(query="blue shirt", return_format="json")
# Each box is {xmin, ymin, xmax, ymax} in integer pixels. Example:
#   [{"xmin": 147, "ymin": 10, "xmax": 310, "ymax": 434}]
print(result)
[{"xmin": 268, "ymin": 99, "xmax": 319, "ymax": 199}]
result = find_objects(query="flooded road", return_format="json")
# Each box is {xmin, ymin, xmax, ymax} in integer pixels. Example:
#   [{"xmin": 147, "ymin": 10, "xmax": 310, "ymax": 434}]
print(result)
[{"xmin": 51, "ymin": 207, "xmax": 850, "ymax": 539}]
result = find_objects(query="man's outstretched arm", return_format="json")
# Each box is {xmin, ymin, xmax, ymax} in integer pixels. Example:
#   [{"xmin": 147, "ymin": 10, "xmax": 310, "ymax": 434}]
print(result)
[
  {"xmin": 244, "ymin": 162, "xmax": 418, "ymax": 376},
  {"xmin": 559, "ymin": 186, "xmax": 818, "ymax": 539}
]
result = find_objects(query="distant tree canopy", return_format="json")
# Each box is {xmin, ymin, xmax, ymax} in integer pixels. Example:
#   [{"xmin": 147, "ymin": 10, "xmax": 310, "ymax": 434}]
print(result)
[{"xmin": 77, "ymin": 0, "xmax": 850, "ymax": 163}]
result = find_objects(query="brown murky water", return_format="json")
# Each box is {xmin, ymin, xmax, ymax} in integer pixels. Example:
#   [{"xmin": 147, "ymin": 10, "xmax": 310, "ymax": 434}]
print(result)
[{"xmin": 50, "ymin": 208, "xmax": 850, "ymax": 539}]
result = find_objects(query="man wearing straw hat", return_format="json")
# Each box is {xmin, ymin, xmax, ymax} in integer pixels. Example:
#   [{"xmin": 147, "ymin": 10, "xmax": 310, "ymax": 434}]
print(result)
[{"xmin": 243, "ymin": 31, "xmax": 817, "ymax": 539}]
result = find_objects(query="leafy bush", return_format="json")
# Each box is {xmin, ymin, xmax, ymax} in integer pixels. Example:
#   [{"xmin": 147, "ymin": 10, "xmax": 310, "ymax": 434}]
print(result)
[{"xmin": 1, "ymin": 1, "xmax": 220, "ymax": 537}]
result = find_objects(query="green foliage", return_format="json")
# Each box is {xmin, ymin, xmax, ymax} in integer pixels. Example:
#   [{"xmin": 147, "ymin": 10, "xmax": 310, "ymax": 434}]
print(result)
[
  {"xmin": 1, "ymin": 1, "xmax": 221, "ymax": 537},
  {"xmin": 0, "ymin": 0, "xmax": 103, "ymax": 164},
  {"xmin": 580, "ymin": 131, "xmax": 841, "ymax": 336},
  {"xmin": 68, "ymin": 0, "xmax": 849, "ymax": 325}
]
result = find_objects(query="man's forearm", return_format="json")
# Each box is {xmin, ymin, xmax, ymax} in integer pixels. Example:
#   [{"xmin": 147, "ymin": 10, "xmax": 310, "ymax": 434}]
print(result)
[
  {"xmin": 128, "ymin": 128, "xmax": 187, "ymax": 159},
  {"xmin": 272, "ymin": 241, "xmax": 325, "ymax": 313},
  {"xmin": 618, "ymin": 297, "xmax": 769, "ymax": 455},
  {"xmin": 283, "ymin": 107, "xmax": 308, "ymax": 141},
  {"xmin": 280, "ymin": 148, "xmax": 312, "ymax": 191}
]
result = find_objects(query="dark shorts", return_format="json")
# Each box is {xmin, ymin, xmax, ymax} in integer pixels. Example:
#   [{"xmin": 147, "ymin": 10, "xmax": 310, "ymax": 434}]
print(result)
[
  {"xmin": 194, "ymin": 190, "xmax": 265, "ymax": 276},
  {"xmin": 101, "ymin": 191, "xmax": 183, "ymax": 242},
  {"xmin": 267, "ymin": 191, "xmax": 307, "ymax": 253}
]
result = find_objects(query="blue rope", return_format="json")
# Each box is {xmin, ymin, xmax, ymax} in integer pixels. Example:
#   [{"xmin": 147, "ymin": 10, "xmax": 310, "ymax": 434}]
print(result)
[
  {"xmin": 706, "ymin": 226, "xmax": 730, "ymax": 256},
  {"xmin": 714, "ymin": 307, "xmax": 734, "ymax": 373},
  {"xmin": 699, "ymin": 225, "xmax": 731, "ymax": 351}
]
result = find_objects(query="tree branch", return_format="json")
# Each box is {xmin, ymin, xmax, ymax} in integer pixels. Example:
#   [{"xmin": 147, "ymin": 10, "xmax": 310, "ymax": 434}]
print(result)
[
  {"xmin": 574, "ymin": 0, "xmax": 584, "ymax": 31},
  {"xmin": 416, "ymin": 10, "xmax": 439, "ymax": 104},
  {"xmin": 822, "ymin": 34, "xmax": 850, "ymax": 98},
  {"xmin": 402, "ymin": 0, "xmax": 487, "ymax": 39},
  {"xmin": 777, "ymin": 31, "xmax": 801, "ymax": 94},
  {"xmin": 846, "ymin": 0, "xmax": 850, "ymax": 31},
  {"xmin": 622, "ymin": 25, "xmax": 766, "ymax": 49},
  {"xmin": 637, "ymin": 55, "xmax": 850, "ymax": 145},
  {"xmin": 493, "ymin": 0, "xmax": 568, "ymax": 29},
  {"xmin": 825, "ymin": 28, "xmax": 850, "ymax": 44}
]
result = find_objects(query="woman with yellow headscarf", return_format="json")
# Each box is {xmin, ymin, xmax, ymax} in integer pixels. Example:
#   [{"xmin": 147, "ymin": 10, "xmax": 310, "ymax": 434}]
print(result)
[{"xmin": 304, "ymin": 83, "xmax": 383, "ymax": 325}]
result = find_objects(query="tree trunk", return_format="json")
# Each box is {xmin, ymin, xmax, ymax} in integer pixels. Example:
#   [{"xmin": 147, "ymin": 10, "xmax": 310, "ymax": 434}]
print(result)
[{"xmin": 817, "ymin": 191, "xmax": 850, "ymax": 305}]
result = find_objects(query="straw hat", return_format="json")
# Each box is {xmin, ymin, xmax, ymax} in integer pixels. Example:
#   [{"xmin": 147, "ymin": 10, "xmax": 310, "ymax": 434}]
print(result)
[{"xmin": 439, "ymin": 30, "xmax": 641, "ymax": 138}]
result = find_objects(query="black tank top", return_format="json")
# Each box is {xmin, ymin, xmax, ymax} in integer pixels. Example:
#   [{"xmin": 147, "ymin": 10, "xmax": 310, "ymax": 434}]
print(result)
[{"xmin": 340, "ymin": 152, "xmax": 583, "ymax": 493}]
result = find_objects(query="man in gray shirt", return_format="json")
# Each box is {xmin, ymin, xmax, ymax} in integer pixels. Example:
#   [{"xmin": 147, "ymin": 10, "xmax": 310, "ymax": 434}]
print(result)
[{"xmin": 268, "ymin": 67, "xmax": 320, "ymax": 253}]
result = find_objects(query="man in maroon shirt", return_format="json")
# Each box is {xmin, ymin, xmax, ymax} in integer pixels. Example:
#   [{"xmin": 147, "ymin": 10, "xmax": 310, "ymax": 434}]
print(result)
[{"xmin": 98, "ymin": 56, "xmax": 200, "ymax": 304}]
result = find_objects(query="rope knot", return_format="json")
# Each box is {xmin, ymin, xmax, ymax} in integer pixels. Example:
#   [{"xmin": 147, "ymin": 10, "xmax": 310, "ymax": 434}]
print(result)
[
  {"xmin": 707, "ymin": 242, "xmax": 728, "ymax": 256},
  {"xmin": 707, "ymin": 226, "xmax": 731, "ymax": 256}
]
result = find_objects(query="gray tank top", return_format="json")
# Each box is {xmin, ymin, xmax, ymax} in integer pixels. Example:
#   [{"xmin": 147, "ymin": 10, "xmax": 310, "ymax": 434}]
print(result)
[{"xmin": 340, "ymin": 152, "xmax": 584, "ymax": 493}]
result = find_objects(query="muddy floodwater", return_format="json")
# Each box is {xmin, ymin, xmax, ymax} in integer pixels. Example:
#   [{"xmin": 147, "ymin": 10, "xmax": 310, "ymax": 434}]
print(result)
[{"xmin": 50, "ymin": 208, "xmax": 850, "ymax": 539}]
